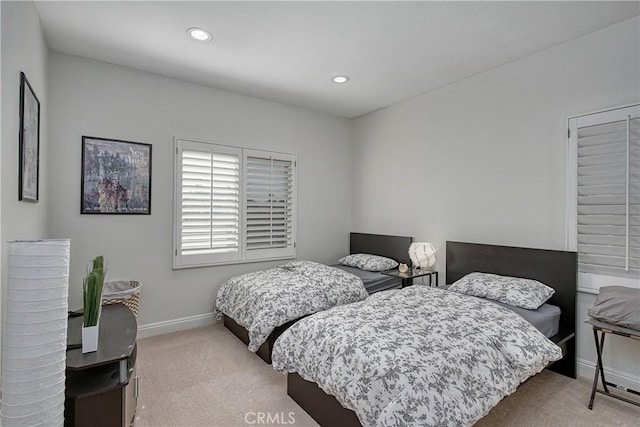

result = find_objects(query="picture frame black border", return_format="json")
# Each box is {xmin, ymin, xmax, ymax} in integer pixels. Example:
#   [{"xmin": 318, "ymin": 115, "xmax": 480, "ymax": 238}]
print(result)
[
  {"xmin": 19, "ymin": 72, "xmax": 40, "ymax": 203},
  {"xmin": 81, "ymin": 136, "xmax": 153, "ymax": 215}
]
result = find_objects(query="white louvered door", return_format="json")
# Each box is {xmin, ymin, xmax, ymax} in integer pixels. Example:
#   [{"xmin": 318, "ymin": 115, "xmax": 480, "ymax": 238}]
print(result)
[
  {"xmin": 567, "ymin": 104, "xmax": 640, "ymax": 290},
  {"xmin": 175, "ymin": 140, "xmax": 242, "ymax": 267},
  {"xmin": 243, "ymin": 150, "xmax": 296, "ymax": 260}
]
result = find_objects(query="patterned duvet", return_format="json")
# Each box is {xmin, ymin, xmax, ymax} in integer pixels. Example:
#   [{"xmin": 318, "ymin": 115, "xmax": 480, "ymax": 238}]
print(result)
[
  {"xmin": 272, "ymin": 286, "xmax": 562, "ymax": 427},
  {"xmin": 215, "ymin": 261, "xmax": 368, "ymax": 351}
]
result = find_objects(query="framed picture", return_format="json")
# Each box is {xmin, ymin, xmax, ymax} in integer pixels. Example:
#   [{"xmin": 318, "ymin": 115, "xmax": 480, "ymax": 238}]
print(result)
[
  {"xmin": 81, "ymin": 136, "xmax": 152, "ymax": 214},
  {"xmin": 19, "ymin": 72, "xmax": 40, "ymax": 202}
]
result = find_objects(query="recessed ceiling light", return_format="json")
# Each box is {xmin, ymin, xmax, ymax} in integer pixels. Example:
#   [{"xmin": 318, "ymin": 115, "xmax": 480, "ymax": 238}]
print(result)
[
  {"xmin": 187, "ymin": 27, "xmax": 212, "ymax": 42},
  {"xmin": 332, "ymin": 75, "xmax": 350, "ymax": 84}
]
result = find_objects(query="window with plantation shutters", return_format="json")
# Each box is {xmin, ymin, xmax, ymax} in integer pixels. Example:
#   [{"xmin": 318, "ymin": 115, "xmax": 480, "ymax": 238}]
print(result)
[
  {"xmin": 173, "ymin": 139, "xmax": 296, "ymax": 268},
  {"xmin": 244, "ymin": 151, "xmax": 296, "ymax": 260},
  {"xmin": 567, "ymin": 104, "xmax": 640, "ymax": 291}
]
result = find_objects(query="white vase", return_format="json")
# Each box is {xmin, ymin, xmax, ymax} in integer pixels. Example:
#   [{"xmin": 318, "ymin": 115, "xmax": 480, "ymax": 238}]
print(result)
[{"xmin": 82, "ymin": 325, "xmax": 99, "ymax": 353}]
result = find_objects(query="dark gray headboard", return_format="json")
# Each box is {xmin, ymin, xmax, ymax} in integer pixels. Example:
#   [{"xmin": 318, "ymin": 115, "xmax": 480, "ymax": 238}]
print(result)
[
  {"xmin": 446, "ymin": 241, "xmax": 577, "ymax": 378},
  {"xmin": 350, "ymin": 233, "xmax": 413, "ymax": 266}
]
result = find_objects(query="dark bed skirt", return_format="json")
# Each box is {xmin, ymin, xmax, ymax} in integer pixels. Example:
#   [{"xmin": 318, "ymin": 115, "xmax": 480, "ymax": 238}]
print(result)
[
  {"xmin": 288, "ymin": 373, "xmax": 362, "ymax": 427},
  {"xmin": 223, "ymin": 314, "xmax": 301, "ymax": 364}
]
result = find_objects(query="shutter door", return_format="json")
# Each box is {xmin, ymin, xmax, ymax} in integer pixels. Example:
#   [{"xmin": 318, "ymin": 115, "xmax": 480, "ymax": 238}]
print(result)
[
  {"xmin": 177, "ymin": 141, "xmax": 241, "ymax": 265},
  {"xmin": 576, "ymin": 114, "xmax": 639, "ymax": 278},
  {"xmin": 244, "ymin": 151, "xmax": 296, "ymax": 260}
]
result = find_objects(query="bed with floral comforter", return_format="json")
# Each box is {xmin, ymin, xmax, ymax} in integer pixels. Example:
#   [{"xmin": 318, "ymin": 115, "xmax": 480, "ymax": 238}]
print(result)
[
  {"xmin": 215, "ymin": 261, "xmax": 368, "ymax": 352},
  {"xmin": 272, "ymin": 286, "xmax": 562, "ymax": 427}
]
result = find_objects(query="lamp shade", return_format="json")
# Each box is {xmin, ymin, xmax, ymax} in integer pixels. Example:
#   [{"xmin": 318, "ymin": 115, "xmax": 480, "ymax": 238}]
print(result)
[
  {"xmin": 2, "ymin": 240, "xmax": 70, "ymax": 426},
  {"xmin": 408, "ymin": 242, "xmax": 437, "ymax": 270}
]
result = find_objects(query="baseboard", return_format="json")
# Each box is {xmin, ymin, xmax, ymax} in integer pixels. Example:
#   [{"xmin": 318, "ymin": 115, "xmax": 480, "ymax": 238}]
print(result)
[
  {"xmin": 577, "ymin": 358, "xmax": 640, "ymax": 391},
  {"xmin": 137, "ymin": 312, "xmax": 218, "ymax": 339}
]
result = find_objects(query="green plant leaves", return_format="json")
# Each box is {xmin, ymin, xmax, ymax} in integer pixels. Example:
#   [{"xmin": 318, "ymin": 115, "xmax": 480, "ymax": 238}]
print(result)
[{"xmin": 83, "ymin": 256, "xmax": 104, "ymax": 327}]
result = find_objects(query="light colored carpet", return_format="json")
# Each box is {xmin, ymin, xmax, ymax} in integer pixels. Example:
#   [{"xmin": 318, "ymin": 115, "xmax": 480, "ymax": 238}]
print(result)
[{"xmin": 135, "ymin": 324, "xmax": 639, "ymax": 426}]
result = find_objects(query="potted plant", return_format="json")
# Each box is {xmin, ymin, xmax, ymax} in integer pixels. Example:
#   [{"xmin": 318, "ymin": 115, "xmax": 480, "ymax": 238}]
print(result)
[{"xmin": 82, "ymin": 256, "xmax": 105, "ymax": 353}]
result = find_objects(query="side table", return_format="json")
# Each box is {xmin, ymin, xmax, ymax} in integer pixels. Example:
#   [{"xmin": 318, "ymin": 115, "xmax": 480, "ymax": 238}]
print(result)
[
  {"xmin": 65, "ymin": 304, "xmax": 139, "ymax": 427},
  {"xmin": 381, "ymin": 268, "xmax": 438, "ymax": 287},
  {"xmin": 587, "ymin": 319, "xmax": 640, "ymax": 409}
]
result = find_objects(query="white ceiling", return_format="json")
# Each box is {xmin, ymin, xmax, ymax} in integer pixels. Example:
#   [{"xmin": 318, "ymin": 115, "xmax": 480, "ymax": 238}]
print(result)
[{"xmin": 35, "ymin": 1, "xmax": 639, "ymax": 119}]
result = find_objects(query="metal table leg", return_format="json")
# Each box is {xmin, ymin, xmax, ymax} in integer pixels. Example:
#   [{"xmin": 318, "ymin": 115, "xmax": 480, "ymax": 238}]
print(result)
[
  {"xmin": 589, "ymin": 327, "xmax": 604, "ymax": 409},
  {"xmin": 588, "ymin": 326, "xmax": 640, "ymax": 409}
]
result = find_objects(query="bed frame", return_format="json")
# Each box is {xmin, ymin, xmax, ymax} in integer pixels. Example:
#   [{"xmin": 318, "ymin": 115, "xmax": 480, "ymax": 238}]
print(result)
[
  {"xmin": 350, "ymin": 232, "xmax": 412, "ymax": 267},
  {"xmin": 445, "ymin": 241, "xmax": 577, "ymax": 378},
  {"xmin": 223, "ymin": 232, "xmax": 413, "ymax": 364},
  {"xmin": 287, "ymin": 241, "xmax": 577, "ymax": 427}
]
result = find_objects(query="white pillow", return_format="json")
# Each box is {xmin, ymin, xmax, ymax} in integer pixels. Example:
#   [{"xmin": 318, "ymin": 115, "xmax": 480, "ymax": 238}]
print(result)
[
  {"xmin": 338, "ymin": 253, "xmax": 398, "ymax": 272},
  {"xmin": 448, "ymin": 272, "xmax": 555, "ymax": 310}
]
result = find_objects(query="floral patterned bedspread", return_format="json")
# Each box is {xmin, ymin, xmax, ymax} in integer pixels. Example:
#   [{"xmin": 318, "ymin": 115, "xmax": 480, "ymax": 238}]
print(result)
[
  {"xmin": 272, "ymin": 286, "xmax": 562, "ymax": 427},
  {"xmin": 215, "ymin": 261, "xmax": 368, "ymax": 351}
]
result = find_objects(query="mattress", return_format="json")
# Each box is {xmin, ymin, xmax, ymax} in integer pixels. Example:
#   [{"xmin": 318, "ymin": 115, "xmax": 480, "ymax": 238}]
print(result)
[
  {"xmin": 492, "ymin": 300, "xmax": 561, "ymax": 338},
  {"xmin": 332, "ymin": 264, "xmax": 401, "ymax": 294}
]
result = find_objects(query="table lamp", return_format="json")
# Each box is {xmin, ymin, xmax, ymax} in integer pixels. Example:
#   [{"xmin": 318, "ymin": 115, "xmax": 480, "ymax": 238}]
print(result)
[{"xmin": 408, "ymin": 242, "xmax": 437, "ymax": 270}]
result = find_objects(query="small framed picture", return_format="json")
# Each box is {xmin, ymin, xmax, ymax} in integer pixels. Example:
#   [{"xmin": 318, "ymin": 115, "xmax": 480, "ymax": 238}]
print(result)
[
  {"xmin": 81, "ymin": 136, "xmax": 152, "ymax": 214},
  {"xmin": 19, "ymin": 72, "xmax": 40, "ymax": 202}
]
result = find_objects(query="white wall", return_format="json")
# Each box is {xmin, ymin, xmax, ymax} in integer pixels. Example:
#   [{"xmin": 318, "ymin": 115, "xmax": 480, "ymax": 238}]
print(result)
[
  {"xmin": 47, "ymin": 53, "xmax": 353, "ymax": 329},
  {"xmin": 1, "ymin": 0, "xmax": 50, "ymax": 383},
  {"xmin": 352, "ymin": 18, "xmax": 640, "ymax": 386},
  {"xmin": 0, "ymin": 0, "xmax": 49, "ymax": 243}
]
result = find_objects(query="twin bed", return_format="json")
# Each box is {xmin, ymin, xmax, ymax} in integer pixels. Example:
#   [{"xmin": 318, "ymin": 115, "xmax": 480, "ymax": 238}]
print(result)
[
  {"xmin": 217, "ymin": 233, "xmax": 413, "ymax": 363},
  {"xmin": 445, "ymin": 241, "xmax": 576, "ymax": 378},
  {"xmin": 215, "ymin": 235, "xmax": 577, "ymax": 426}
]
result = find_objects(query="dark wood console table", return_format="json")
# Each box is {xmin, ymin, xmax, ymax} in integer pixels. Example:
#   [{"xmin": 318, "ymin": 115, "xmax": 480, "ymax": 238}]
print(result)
[{"xmin": 65, "ymin": 304, "xmax": 138, "ymax": 427}]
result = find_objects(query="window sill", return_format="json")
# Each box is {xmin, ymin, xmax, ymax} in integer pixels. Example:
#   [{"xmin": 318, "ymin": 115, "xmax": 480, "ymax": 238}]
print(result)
[{"xmin": 173, "ymin": 254, "xmax": 296, "ymax": 270}]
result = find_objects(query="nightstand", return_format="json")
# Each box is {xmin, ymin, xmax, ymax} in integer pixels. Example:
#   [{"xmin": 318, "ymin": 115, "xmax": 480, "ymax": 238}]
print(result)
[
  {"xmin": 380, "ymin": 268, "xmax": 438, "ymax": 288},
  {"xmin": 65, "ymin": 304, "xmax": 138, "ymax": 427}
]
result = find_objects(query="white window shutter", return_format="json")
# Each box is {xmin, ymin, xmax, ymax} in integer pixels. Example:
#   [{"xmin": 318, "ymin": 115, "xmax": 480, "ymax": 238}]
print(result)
[
  {"xmin": 575, "ymin": 106, "xmax": 640, "ymax": 280},
  {"xmin": 244, "ymin": 150, "xmax": 296, "ymax": 260},
  {"xmin": 174, "ymin": 140, "xmax": 242, "ymax": 267}
]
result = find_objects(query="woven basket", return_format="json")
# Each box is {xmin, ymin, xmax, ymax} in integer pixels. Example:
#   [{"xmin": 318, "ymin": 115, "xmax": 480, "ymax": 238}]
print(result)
[{"xmin": 102, "ymin": 280, "xmax": 141, "ymax": 317}]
